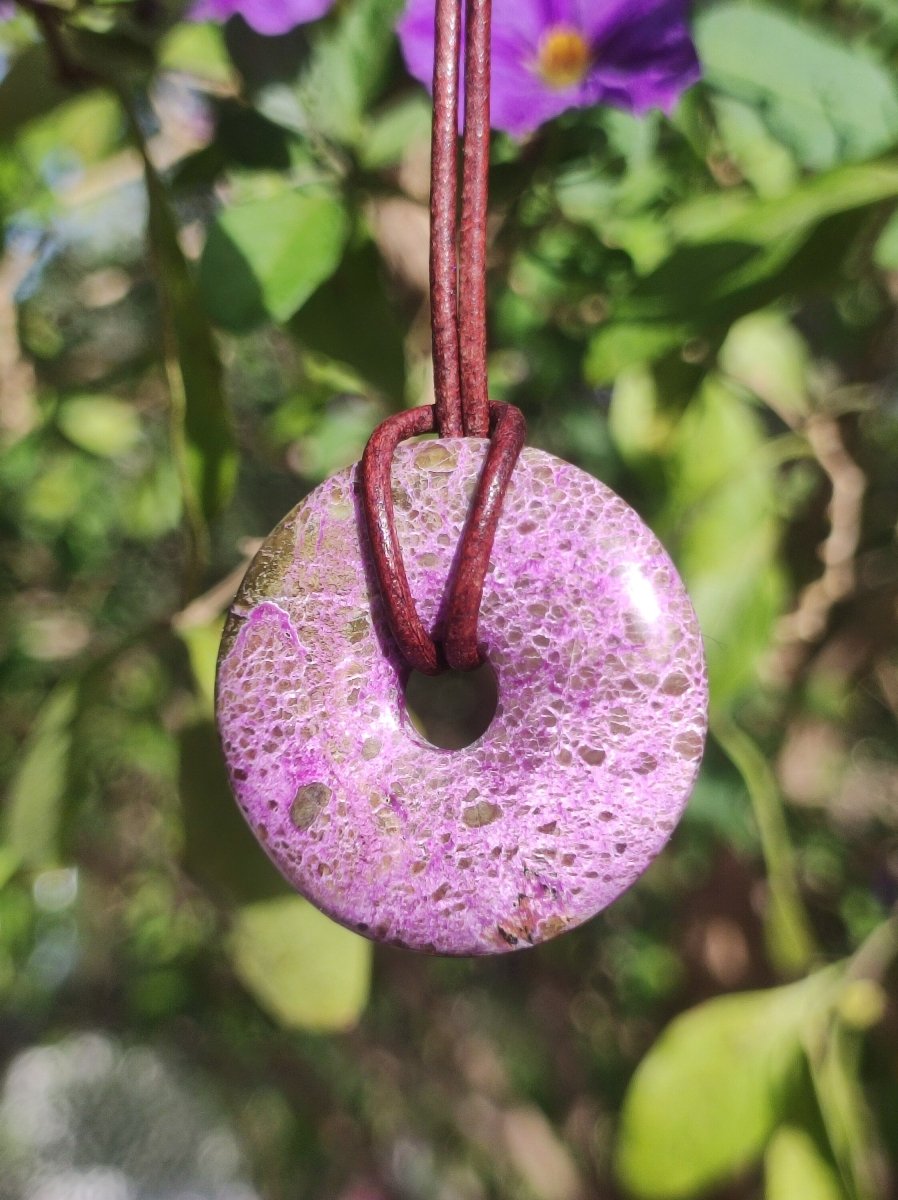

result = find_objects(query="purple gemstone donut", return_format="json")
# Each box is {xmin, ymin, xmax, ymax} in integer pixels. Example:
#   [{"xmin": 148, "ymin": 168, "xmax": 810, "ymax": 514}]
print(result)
[{"xmin": 216, "ymin": 440, "xmax": 707, "ymax": 955}]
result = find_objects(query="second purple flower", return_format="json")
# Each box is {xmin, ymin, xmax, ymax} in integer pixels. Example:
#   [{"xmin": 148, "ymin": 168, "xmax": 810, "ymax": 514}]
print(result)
[
  {"xmin": 189, "ymin": 0, "xmax": 335, "ymax": 36},
  {"xmin": 397, "ymin": 0, "xmax": 701, "ymax": 137}
]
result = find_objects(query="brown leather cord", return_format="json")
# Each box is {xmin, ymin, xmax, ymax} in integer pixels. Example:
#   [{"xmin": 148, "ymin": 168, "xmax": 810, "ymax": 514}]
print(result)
[
  {"xmin": 361, "ymin": 405, "xmax": 441, "ymax": 675},
  {"xmin": 458, "ymin": 0, "xmax": 491, "ymax": 437},
  {"xmin": 359, "ymin": 402, "xmax": 526, "ymax": 674},
  {"xmin": 442, "ymin": 401, "xmax": 526, "ymax": 669},
  {"xmin": 430, "ymin": 0, "xmax": 463, "ymax": 437},
  {"xmin": 360, "ymin": 0, "xmax": 526, "ymax": 675}
]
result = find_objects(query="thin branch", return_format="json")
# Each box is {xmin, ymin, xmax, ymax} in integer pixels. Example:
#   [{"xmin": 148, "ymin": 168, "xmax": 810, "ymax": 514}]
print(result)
[{"xmin": 777, "ymin": 412, "xmax": 866, "ymax": 647}]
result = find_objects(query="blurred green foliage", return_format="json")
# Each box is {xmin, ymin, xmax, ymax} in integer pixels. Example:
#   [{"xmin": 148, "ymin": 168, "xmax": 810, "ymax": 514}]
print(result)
[{"xmin": 1, "ymin": 0, "xmax": 897, "ymax": 1198}]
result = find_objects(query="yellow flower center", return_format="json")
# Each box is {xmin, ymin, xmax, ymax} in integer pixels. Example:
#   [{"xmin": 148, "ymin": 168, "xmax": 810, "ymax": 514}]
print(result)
[{"xmin": 537, "ymin": 26, "xmax": 591, "ymax": 90}]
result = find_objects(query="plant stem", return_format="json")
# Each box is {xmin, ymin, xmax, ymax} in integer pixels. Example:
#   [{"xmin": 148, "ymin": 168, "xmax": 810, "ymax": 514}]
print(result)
[{"xmin": 712, "ymin": 712, "xmax": 818, "ymax": 976}]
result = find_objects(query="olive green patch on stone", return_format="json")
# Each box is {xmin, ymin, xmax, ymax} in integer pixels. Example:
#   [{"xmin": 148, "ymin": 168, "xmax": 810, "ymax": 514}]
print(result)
[
  {"xmin": 414, "ymin": 444, "xmax": 457, "ymax": 472},
  {"xmin": 240, "ymin": 517, "xmax": 297, "ymax": 604},
  {"xmin": 290, "ymin": 782, "xmax": 332, "ymax": 830},
  {"xmin": 661, "ymin": 671, "xmax": 690, "ymax": 695},
  {"xmin": 347, "ymin": 615, "xmax": 369, "ymax": 644},
  {"xmin": 217, "ymin": 611, "xmax": 246, "ymax": 664},
  {"xmin": 578, "ymin": 745, "xmax": 606, "ymax": 766},
  {"xmin": 462, "ymin": 800, "xmax": 500, "ymax": 828}
]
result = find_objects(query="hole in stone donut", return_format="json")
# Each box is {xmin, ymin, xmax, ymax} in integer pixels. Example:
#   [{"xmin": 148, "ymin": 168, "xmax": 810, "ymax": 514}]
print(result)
[{"xmin": 404, "ymin": 660, "xmax": 498, "ymax": 750}]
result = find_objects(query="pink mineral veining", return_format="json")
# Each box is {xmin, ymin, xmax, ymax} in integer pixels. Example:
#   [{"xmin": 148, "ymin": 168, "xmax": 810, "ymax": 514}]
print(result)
[{"xmin": 215, "ymin": 440, "xmax": 708, "ymax": 955}]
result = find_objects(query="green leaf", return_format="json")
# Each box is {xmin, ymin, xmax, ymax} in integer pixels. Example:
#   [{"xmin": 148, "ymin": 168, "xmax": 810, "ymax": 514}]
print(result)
[
  {"xmin": 670, "ymin": 162, "xmax": 898, "ymax": 247},
  {"xmin": 228, "ymin": 895, "xmax": 372, "ymax": 1032},
  {"xmin": 200, "ymin": 188, "xmax": 349, "ymax": 331},
  {"xmin": 873, "ymin": 207, "xmax": 898, "ymax": 270},
  {"xmin": 765, "ymin": 1126, "xmax": 846, "ymax": 1200},
  {"xmin": 297, "ymin": 0, "xmax": 405, "ymax": 145},
  {"xmin": 70, "ymin": 27, "xmax": 156, "ymax": 82},
  {"xmin": 114, "ymin": 85, "xmax": 236, "ymax": 546},
  {"xmin": 178, "ymin": 721, "xmax": 288, "ymax": 904},
  {"xmin": 608, "ymin": 367, "xmax": 677, "ymax": 466},
  {"xmin": 17, "ymin": 90, "xmax": 123, "ymax": 174},
  {"xmin": 290, "ymin": 238, "xmax": 406, "ymax": 399},
  {"xmin": 149, "ymin": 190, "xmax": 237, "ymax": 531},
  {"xmin": 360, "ymin": 94, "xmax": 432, "ymax": 170},
  {"xmin": 666, "ymin": 378, "xmax": 786, "ymax": 705},
  {"xmin": 134, "ymin": 115, "xmax": 237, "ymax": 534},
  {"xmin": 616, "ymin": 973, "xmax": 840, "ymax": 1200},
  {"xmin": 696, "ymin": 2, "xmax": 898, "ymax": 169},
  {"xmin": 177, "ymin": 620, "xmax": 224, "ymax": 715},
  {"xmin": 804, "ymin": 998, "xmax": 890, "ymax": 1200},
  {"xmin": 710, "ymin": 96, "xmax": 798, "ymax": 199},
  {"xmin": 3, "ymin": 684, "xmax": 78, "ymax": 870},
  {"xmin": 591, "ymin": 164, "xmax": 898, "ymax": 376},
  {"xmin": 720, "ymin": 312, "xmax": 810, "ymax": 423},
  {"xmin": 585, "ymin": 322, "xmax": 690, "ymax": 385},
  {"xmin": 713, "ymin": 715, "xmax": 817, "ymax": 977},
  {"xmin": 159, "ymin": 21, "xmax": 233, "ymax": 86},
  {"xmin": 57, "ymin": 395, "xmax": 142, "ymax": 459},
  {"xmin": 0, "ymin": 45, "xmax": 80, "ymax": 143}
]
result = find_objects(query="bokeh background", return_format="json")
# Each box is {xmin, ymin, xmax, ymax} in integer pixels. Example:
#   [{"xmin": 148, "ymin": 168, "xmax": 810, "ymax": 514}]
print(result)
[{"xmin": 2, "ymin": 1, "xmax": 898, "ymax": 1198}]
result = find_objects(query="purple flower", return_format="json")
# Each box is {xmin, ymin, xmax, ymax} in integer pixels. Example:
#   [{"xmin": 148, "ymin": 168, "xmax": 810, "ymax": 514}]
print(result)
[
  {"xmin": 397, "ymin": 0, "xmax": 701, "ymax": 136},
  {"xmin": 189, "ymin": 0, "xmax": 335, "ymax": 36}
]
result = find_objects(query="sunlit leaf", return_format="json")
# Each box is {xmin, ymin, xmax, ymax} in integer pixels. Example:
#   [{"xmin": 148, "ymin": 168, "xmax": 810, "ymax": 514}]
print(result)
[
  {"xmin": 200, "ymin": 188, "xmax": 349, "ymax": 331},
  {"xmin": 720, "ymin": 312, "xmax": 810, "ymax": 423},
  {"xmin": 608, "ymin": 367, "xmax": 676, "ymax": 466},
  {"xmin": 57, "ymin": 395, "xmax": 142, "ymax": 459},
  {"xmin": 17, "ymin": 90, "xmax": 122, "ymax": 172},
  {"xmin": 177, "ymin": 620, "xmax": 223, "ymax": 715},
  {"xmin": 585, "ymin": 322, "xmax": 689, "ymax": 385},
  {"xmin": 765, "ymin": 1125, "xmax": 845, "ymax": 1200},
  {"xmin": 3, "ymin": 684, "xmax": 78, "ymax": 870},
  {"xmin": 666, "ymin": 378, "xmax": 786, "ymax": 706},
  {"xmin": 616, "ymin": 972, "xmax": 840, "ymax": 1200},
  {"xmin": 805, "ymin": 997, "xmax": 891, "ymax": 1200},
  {"xmin": 159, "ymin": 21, "xmax": 233, "ymax": 86},
  {"xmin": 360, "ymin": 94, "xmax": 432, "ymax": 170},
  {"xmin": 297, "ymin": 0, "xmax": 405, "ymax": 145},
  {"xmin": 710, "ymin": 95, "xmax": 798, "ymax": 199},
  {"xmin": 697, "ymin": 2, "xmax": 898, "ymax": 169},
  {"xmin": 590, "ymin": 164, "xmax": 898, "ymax": 377},
  {"xmin": 873, "ymin": 207, "xmax": 898, "ymax": 271},
  {"xmin": 669, "ymin": 162, "xmax": 898, "ymax": 247},
  {"xmin": 228, "ymin": 896, "xmax": 372, "ymax": 1032}
]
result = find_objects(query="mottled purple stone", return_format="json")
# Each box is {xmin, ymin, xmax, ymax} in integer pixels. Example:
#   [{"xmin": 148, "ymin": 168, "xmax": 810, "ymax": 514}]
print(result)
[{"xmin": 216, "ymin": 441, "xmax": 708, "ymax": 955}]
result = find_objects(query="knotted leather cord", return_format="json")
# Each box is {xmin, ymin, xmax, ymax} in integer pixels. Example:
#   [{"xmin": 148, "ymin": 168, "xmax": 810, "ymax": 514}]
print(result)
[{"xmin": 360, "ymin": 0, "xmax": 526, "ymax": 675}]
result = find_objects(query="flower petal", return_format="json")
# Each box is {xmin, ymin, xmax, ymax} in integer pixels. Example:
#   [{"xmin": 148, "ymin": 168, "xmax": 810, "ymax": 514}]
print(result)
[
  {"xmin": 396, "ymin": 0, "xmax": 442, "ymax": 92},
  {"xmin": 491, "ymin": 57, "xmax": 585, "ymax": 136},
  {"xmin": 588, "ymin": 0, "xmax": 701, "ymax": 107},
  {"xmin": 397, "ymin": 0, "xmax": 700, "ymax": 135},
  {"xmin": 190, "ymin": 0, "xmax": 335, "ymax": 35}
]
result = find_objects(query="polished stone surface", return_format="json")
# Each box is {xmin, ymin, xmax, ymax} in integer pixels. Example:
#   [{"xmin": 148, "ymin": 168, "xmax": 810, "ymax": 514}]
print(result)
[{"xmin": 216, "ymin": 440, "xmax": 708, "ymax": 954}]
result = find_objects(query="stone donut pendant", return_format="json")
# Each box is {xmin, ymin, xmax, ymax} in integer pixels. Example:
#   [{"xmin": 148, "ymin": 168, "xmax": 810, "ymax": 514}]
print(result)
[{"xmin": 215, "ymin": 439, "xmax": 708, "ymax": 955}]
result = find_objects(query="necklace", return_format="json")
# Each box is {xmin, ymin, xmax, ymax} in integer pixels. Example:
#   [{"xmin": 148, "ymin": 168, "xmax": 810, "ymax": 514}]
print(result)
[{"xmin": 215, "ymin": 0, "xmax": 708, "ymax": 954}]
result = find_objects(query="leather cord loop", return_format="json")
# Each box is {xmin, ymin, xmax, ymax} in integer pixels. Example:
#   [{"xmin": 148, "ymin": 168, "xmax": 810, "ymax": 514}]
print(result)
[
  {"xmin": 359, "ymin": 402, "xmax": 526, "ymax": 675},
  {"xmin": 360, "ymin": 0, "xmax": 526, "ymax": 675}
]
